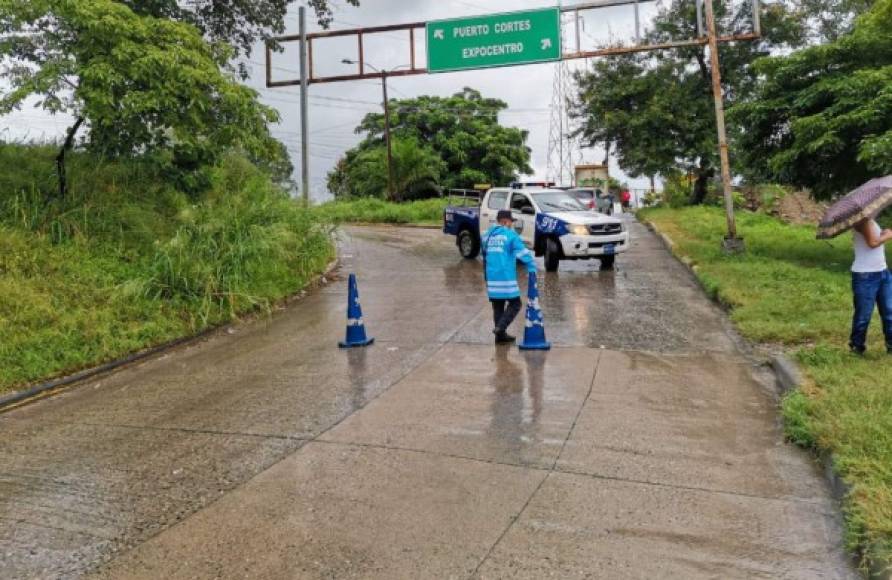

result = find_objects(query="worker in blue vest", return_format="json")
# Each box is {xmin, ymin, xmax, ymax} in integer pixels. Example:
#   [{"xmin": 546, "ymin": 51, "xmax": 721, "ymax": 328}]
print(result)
[{"xmin": 482, "ymin": 210, "xmax": 537, "ymax": 344}]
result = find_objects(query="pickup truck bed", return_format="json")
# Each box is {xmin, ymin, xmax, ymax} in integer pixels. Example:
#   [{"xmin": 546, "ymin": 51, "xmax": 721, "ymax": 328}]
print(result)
[{"xmin": 443, "ymin": 204, "xmax": 482, "ymax": 259}]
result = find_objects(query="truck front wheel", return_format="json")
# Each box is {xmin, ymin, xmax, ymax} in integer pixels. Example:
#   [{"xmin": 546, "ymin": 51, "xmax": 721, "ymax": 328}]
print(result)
[
  {"xmin": 544, "ymin": 238, "xmax": 561, "ymax": 272},
  {"xmin": 458, "ymin": 229, "xmax": 480, "ymax": 259}
]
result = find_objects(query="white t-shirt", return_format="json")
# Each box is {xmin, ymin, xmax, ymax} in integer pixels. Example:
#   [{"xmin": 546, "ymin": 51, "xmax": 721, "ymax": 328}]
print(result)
[{"xmin": 852, "ymin": 220, "xmax": 888, "ymax": 273}]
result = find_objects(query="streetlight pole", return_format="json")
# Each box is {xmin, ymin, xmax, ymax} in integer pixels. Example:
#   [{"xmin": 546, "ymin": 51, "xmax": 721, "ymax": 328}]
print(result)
[
  {"xmin": 381, "ymin": 71, "xmax": 396, "ymax": 201},
  {"xmin": 341, "ymin": 59, "xmax": 408, "ymax": 202},
  {"xmin": 294, "ymin": 6, "xmax": 310, "ymax": 205}
]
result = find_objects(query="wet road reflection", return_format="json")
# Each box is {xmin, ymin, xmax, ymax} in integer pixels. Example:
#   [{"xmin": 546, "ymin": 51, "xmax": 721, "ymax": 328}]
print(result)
[
  {"xmin": 346, "ymin": 347, "xmax": 368, "ymax": 413},
  {"xmin": 488, "ymin": 348, "xmax": 547, "ymax": 451},
  {"xmin": 523, "ymin": 350, "xmax": 546, "ymax": 426},
  {"xmin": 453, "ymin": 220, "xmax": 739, "ymax": 352}
]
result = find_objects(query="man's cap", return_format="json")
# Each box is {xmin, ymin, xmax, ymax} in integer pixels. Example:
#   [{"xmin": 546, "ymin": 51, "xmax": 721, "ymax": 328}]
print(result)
[{"xmin": 497, "ymin": 210, "xmax": 513, "ymax": 222}]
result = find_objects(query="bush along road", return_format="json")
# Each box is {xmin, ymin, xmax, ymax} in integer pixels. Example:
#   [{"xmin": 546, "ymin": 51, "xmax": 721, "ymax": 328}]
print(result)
[{"xmin": 0, "ymin": 145, "xmax": 333, "ymax": 395}]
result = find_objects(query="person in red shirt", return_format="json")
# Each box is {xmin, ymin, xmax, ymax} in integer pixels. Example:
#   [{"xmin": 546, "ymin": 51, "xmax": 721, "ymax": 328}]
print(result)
[{"xmin": 620, "ymin": 189, "xmax": 632, "ymax": 210}]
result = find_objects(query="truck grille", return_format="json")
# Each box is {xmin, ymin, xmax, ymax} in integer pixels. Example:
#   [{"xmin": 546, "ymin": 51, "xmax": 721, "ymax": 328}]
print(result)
[{"xmin": 588, "ymin": 223, "xmax": 622, "ymax": 235}]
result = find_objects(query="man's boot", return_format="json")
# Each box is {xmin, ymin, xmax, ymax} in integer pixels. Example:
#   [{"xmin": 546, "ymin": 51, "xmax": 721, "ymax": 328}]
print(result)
[{"xmin": 494, "ymin": 329, "xmax": 516, "ymax": 344}]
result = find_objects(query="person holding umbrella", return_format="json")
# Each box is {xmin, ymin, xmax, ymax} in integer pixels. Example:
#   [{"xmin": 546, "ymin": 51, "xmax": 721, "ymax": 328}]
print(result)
[
  {"xmin": 850, "ymin": 218, "xmax": 892, "ymax": 354},
  {"xmin": 818, "ymin": 176, "xmax": 892, "ymax": 355}
]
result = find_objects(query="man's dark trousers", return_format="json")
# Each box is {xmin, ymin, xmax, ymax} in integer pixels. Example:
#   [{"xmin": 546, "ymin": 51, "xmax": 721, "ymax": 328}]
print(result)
[{"xmin": 491, "ymin": 298, "xmax": 522, "ymax": 333}]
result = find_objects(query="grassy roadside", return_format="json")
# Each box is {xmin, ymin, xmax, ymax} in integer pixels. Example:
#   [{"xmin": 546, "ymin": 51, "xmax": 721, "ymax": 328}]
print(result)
[
  {"xmin": 639, "ymin": 206, "xmax": 891, "ymax": 570},
  {"xmin": 1, "ymin": 145, "xmax": 333, "ymax": 394},
  {"xmin": 313, "ymin": 197, "xmax": 448, "ymax": 226}
]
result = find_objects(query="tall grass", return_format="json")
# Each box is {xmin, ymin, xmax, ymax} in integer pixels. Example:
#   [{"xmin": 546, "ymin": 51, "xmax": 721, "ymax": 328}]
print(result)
[
  {"xmin": 314, "ymin": 197, "xmax": 449, "ymax": 225},
  {"xmin": 146, "ymin": 156, "xmax": 333, "ymax": 321},
  {"xmin": 0, "ymin": 145, "xmax": 333, "ymax": 391}
]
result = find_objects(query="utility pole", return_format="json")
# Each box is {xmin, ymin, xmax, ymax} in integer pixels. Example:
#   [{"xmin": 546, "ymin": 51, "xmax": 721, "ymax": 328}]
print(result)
[
  {"xmin": 703, "ymin": 0, "xmax": 744, "ymax": 252},
  {"xmin": 298, "ymin": 6, "xmax": 310, "ymax": 205},
  {"xmin": 341, "ymin": 59, "xmax": 406, "ymax": 201},
  {"xmin": 381, "ymin": 71, "xmax": 396, "ymax": 202}
]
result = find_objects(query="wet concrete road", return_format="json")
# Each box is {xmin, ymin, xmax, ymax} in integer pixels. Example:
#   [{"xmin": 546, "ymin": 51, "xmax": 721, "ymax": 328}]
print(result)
[{"xmin": 1, "ymin": 221, "xmax": 856, "ymax": 579}]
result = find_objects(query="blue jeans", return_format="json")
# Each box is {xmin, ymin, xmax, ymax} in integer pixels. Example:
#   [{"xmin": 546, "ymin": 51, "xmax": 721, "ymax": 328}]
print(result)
[{"xmin": 850, "ymin": 269, "xmax": 892, "ymax": 353}]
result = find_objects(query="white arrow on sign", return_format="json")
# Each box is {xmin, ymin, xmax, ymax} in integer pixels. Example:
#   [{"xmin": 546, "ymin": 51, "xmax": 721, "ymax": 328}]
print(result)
[
  {"xmin": 434, "ymin": 29, "xmax": 445, "ymax": 40},
  {"xmin": 541, "ymin": 38, "xmax": 553, "ymax": 50}
]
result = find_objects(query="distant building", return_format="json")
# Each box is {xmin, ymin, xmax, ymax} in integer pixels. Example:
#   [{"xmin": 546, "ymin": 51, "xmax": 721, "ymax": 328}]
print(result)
[{"xmin": 574, "ymin": 164, "xmax": 609, "ymax": 188}]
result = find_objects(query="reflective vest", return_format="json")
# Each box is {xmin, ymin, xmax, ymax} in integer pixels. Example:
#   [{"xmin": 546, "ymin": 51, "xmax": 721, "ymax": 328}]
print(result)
[{"xmin": 481, "ymin": 225, "xmax": 537, "ymax": 299}]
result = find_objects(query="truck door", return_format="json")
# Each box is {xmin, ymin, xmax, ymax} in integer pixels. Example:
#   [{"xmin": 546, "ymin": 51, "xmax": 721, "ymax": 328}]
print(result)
[
  {"xmin": 510, "ymin": 192, "xmax": 536, "ymax": 247},
  {"xmin": 479, "ymin": 190, "xmax": 509, "ymax": 235}
]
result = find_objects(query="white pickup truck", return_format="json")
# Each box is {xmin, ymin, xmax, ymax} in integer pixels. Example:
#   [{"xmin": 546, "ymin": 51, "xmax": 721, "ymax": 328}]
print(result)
[{"xmin": 443, "ymin": 186, "xmax": 630, "ymax": 271}]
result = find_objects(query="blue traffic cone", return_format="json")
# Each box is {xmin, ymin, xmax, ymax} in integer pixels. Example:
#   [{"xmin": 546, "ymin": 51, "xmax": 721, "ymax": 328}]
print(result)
[
  {"xmin": 519, "ymin": 271, "xmax": 551, "ymax": 351},
  {"xmin": 338, "ymin": 273, "xmax": 375, "ymax": 348}
]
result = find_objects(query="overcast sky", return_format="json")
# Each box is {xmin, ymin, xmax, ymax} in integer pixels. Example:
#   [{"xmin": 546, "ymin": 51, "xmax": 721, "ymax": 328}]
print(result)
[{"xmin": 2, "ymin": 0, "xmax": 669, "ymax": 201}]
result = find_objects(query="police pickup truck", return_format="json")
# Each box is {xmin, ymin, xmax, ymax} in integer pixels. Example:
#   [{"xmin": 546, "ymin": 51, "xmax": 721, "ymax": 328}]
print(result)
[{"xmin": 443, "ymin": 185, "xmax": 629, "ymax": 271}]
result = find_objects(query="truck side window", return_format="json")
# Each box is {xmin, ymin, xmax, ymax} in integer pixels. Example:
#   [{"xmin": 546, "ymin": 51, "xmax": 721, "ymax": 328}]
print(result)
[
  {"xmin": 487, "ymin": 191, "xmax": 508, "ymax": 209},
  {"xmin": 511, "ymin": 193, "xmax": 531, "ymax": 212}
]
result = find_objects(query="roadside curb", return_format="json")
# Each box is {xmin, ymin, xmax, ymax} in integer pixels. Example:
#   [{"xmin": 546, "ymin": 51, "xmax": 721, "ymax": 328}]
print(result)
[
  {"xmin": 770, "ymin": 355, "xmax": 891, "ymax": 580},
  {"xmin": 347, "ymin": 222, "xmax": 441, "ymax": 230},
  {"xmin": 770, "ymin": 355, "xmax": 802, "ymax": 395},
  {"xmin": 0, "ymin": 258, "xmax": 340, "ymax": 414}
]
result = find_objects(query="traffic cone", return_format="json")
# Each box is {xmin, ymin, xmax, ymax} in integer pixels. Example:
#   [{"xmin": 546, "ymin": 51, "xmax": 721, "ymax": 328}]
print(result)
[
  {"xmin": 338, "ymin": 273, "xmax": 375, "ymax": 348},
  {"xmin": 519, "ymin": 271, "xmax": 551, "ymax": 351}
]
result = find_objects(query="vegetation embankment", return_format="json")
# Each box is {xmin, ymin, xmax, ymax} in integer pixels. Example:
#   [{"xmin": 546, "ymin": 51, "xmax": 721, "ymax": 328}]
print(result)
[
  {"xmin": 314, "ymin": 197, "xmax": 449, "ymax": 226},
  {"xmin": 639, "ymin": 206, "xmax": 892, "ymax": 569},
  {"xmin": 0, "ymin": 145, "xmax": 333, "ymax": 394}
]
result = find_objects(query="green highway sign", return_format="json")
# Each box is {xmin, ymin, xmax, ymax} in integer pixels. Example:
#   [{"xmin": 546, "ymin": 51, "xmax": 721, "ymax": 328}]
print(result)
[{"xmin": 426, "ymin": 8, "xmax": 562, "ymax": 73}]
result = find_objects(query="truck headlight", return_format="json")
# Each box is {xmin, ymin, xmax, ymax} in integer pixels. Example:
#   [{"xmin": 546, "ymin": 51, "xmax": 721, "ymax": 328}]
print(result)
[{"xmin": 568, "ymin": 224, "xmax": 589, "ymax": 236}]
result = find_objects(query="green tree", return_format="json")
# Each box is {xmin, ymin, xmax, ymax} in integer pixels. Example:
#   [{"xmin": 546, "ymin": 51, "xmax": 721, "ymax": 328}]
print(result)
[
  {"xmin": 0, "ymin": 0, "xmax": 288, "ymax": 197},
  {"xmin": 731, "ymin": 0, "xmax": 892, "ymax": 198},
  {"xmin": 341, "ymin": 88, "xmax": 533, "ymax": 193},
  {"xmin": 120, "ymin": 0, "xmax": 359, "ymax": 65},
  {"xmin": 328, "ymin": 137, "xmax": 447, "ymax": 201},
  {"xmin": 573, "ymin": 0, "xmax": 809, "ymax": 203},
  {"xmin": 797, "ymin": 0, "xmax": 876, "ymax": 41}
]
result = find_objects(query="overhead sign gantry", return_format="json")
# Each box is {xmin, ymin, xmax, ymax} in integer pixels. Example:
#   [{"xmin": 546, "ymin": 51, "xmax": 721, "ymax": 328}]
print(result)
[{"xmin": 268, "ymin": 0, "xmax": 760, "ymax": 251}]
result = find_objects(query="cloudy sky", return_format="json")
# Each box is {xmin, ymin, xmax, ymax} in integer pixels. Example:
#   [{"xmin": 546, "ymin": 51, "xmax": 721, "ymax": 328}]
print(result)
[{"xmin": 2, "ymin": 0, "xmax": 667, "ymax": 201}]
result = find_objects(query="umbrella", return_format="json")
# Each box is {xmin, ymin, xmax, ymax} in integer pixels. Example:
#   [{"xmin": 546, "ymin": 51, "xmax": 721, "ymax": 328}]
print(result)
[{"xmin": 817, "ymin": 175, "xmax": 892, "ymax": 239}]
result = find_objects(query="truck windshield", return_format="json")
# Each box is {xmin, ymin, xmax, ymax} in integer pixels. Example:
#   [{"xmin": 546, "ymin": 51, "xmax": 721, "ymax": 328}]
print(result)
[{"xmin": 531, "ymin": 191, "xmax": 588, "ymax": 212}]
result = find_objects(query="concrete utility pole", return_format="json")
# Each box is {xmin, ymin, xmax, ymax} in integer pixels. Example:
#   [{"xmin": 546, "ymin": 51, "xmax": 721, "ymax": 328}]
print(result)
[
  {"xmin": 342, "ymin": 59, "xmax": 407, "ymax": 202},
  {"xmin": 381, "ymin": 71, "xmax": 395, "ymax": 201},
  {"xmin": 703, "ymin": 0, "xmax": 744, "ymax": 252},
  {"xmin": 298, "ymin": 6, "xmax": 310, "ymax": 205}
]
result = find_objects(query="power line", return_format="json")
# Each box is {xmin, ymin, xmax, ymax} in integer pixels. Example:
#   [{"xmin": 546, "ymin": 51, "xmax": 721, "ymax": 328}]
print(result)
[
  {"xmin": 450, "ymin": 0, "xmax": 490, "ymax": 13},
  {"xmin": 310, "ymin": 120, "xmax": 364, "ymax": 135},
  {"xmin": 330, "ymin": 18, "xmax": 413, "ymax": 43},
  {"xmin": 310, "ymin": 95, "xmax": 381, "ymax": 106},
  {"xmin": 263, "ymin": 91, "xmax": 552, "ymax": 116}
]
